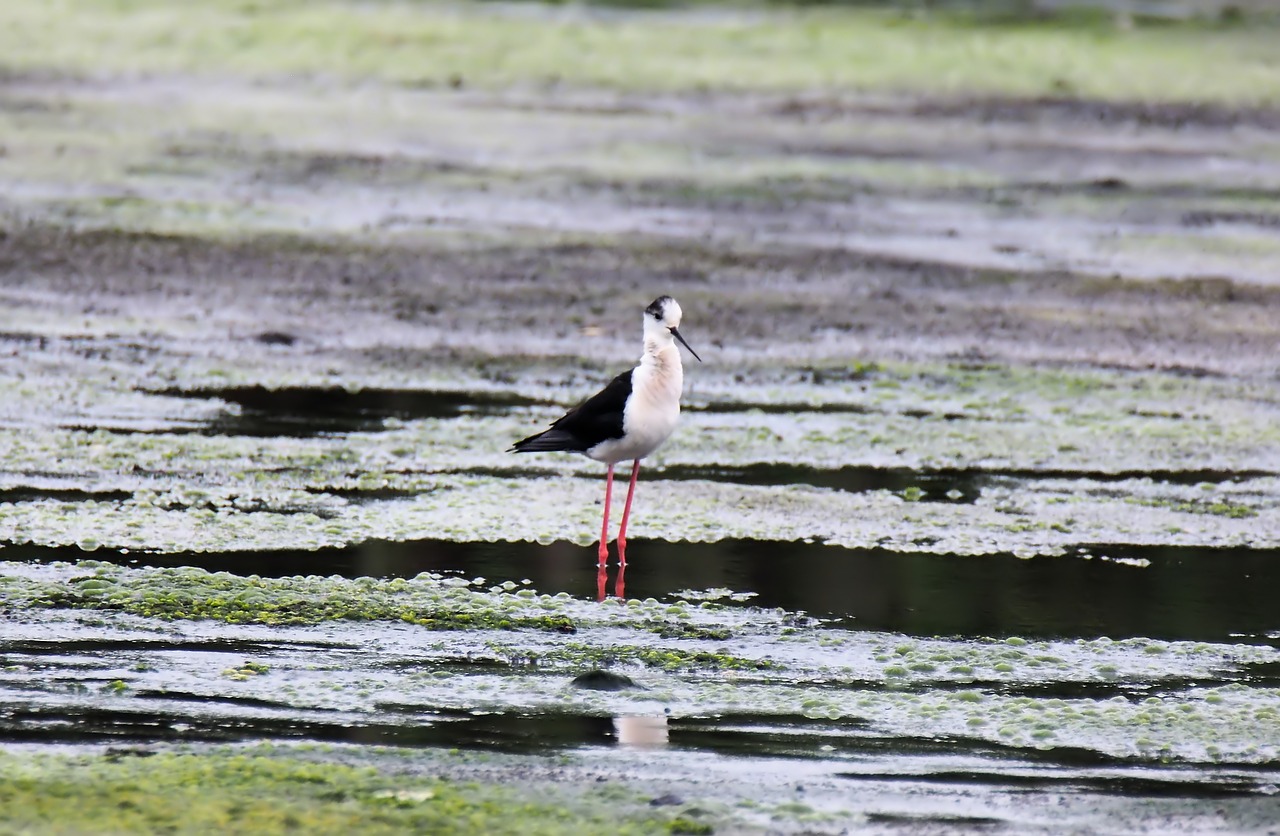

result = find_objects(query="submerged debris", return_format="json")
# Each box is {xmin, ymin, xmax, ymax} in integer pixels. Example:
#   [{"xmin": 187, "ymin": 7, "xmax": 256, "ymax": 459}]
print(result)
[{"xmin": 571, "ymin": 670, "xmax": 642, "ymax": 691}]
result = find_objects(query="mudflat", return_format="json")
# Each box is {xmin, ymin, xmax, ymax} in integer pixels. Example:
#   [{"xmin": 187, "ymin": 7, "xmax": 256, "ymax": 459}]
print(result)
[{"xmin": 1, "ymin": 2, "xmax": 1278, "ymax": 833}]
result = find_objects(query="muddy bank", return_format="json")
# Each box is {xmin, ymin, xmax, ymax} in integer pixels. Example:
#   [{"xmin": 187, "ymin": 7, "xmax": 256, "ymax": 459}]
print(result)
[{"xmin": 3, "ymin": 220, "xmax": 1280, "ymax": 378}]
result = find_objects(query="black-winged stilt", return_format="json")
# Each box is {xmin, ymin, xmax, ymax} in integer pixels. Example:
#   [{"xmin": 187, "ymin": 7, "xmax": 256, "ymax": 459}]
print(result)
[{"xmin": 510, "ymin": 296, "xmax": 701, "ymax": 568}]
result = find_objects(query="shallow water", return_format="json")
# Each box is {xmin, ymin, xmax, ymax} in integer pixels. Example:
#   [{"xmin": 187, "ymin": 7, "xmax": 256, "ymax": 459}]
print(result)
[
  {"xmin": 10, "ymin": 538, "xmax": 1279, "ymax": 643},
  {"xmin": 152, "ymin": 385, "xmax": 547, "ymax": 437}
]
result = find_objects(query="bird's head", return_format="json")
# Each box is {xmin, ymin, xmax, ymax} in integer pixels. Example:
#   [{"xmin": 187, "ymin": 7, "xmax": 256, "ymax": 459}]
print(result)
[{"xmin": 644, "ymin": 296, "xmax": 701, "ymax": 362}]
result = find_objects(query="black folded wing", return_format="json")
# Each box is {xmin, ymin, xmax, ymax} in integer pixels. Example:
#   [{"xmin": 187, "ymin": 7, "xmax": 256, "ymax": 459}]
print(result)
[{"xmin": 510, "ymin": 369, "xmax": 632, "ymax": 454}]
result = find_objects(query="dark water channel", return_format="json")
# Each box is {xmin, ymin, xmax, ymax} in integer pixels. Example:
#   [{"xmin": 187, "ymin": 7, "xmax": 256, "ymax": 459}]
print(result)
[
  {"xmin": 149, "ymin": 385, "xmax": 547, "ymax": 436},
  {"xmin": 10, "ymin": 539, "xmax": 1279, "ymax": 644}
]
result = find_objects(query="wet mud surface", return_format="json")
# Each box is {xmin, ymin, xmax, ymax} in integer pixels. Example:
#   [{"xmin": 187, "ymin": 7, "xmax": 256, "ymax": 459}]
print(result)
[{"xmin": 2, "ymin": 11, "xmax": 1280, "ymax": 832}]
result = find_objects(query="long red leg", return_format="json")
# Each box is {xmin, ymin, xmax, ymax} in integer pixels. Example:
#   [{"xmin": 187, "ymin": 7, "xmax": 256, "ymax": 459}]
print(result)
[
  {"xmin": 615, "ymin": 459, "xmax": 641, "ymax": 566},
  {"xmin": 596, "ymin": 562, "xmax": 608, "ymax": 602},
  {"xmin": 598, "ymin": 463, "xmax": 614, "ymax": 566}
]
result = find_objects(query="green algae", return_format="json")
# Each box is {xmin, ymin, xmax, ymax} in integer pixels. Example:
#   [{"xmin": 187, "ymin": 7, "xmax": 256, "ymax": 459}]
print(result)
[
  {"xmin": 1, "ymin": 348, "xmax": 1278, "ymax": 556},
  {"xmin": 0, "ymin": 561, "xmax": 760, "ymax": 646},
  {"xmin": 1125, "ymin": 495, "xmax": 1259, "ymax": 519},
  {"xmin": 224, "ymin": 660, "xmax": 272, "ymax": 681},
  {"xmin": 491, "ymin": 641, "xmax": 782, "ymax": 674},
  {"xmin": 3, "ymin": 1, "xmax": 1279, "ymax": 104},
  {"xmin": 3, "ymin": 562, "xmax": 576, "ymax": 632},
  {"xmin": 0, "ymin": 746, "xmax": 686, "ymax": 836},
  {"xmin": 5, "ymin": 559, "xmax": 1279, "ymax": 767},
  {"xmin": 4, "ymin": 464, "xmax": 1273, "ymax": 556}
]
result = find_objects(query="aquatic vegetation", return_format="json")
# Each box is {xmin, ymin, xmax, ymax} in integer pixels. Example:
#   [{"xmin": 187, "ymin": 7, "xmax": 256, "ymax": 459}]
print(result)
[
  {"xmin": 0, "ymin": 560, "xmax": 732, "ymax": 636},
  {"xmin": 3, "ymin": 0, "xmax": 1280, "ymax": 104},
  {"xmin": 2, "ymin": 559, "xmax": 1278, "ymax": 770},
  {"xmin": 5, "ymin": 562, "xmax": 583, "ymax": 631},
  {"xmin": 491, "ymin": 640, "xmax": 784, "ymax": 674},
  {"xmin": 0, "ymin": 746, "xmax": 692, "ymax": 835}
]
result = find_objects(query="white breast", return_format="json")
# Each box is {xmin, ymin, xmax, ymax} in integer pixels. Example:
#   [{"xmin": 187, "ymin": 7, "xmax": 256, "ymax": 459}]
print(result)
[{"xmin": 589, "ymin": 347, "xmax": 684, "ymax": 465}]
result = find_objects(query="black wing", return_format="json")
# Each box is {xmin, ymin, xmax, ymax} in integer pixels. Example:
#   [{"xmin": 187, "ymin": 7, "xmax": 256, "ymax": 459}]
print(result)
[{"xmin": 509, "ymin": 370, "xmax": 632, "ymax": 453}]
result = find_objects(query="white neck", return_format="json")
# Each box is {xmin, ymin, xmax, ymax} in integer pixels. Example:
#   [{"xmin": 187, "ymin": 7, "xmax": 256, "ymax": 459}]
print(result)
[
  {"xmin": 638, "ymin": 338, "xmax": 683, "ymax": 402},
  {"xmin": 643, "ymin": 332, "xmax": 678, "ymax": 361},
  {"xmin": 635, "ymin": 338, "xmax": 684, "ymax": 409}
]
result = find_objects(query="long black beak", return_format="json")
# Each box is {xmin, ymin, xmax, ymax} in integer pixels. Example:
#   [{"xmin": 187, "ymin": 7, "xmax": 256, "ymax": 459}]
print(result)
[{"xmin": 671, "ymin": 327, "xmax": 702, "ymax": 362}]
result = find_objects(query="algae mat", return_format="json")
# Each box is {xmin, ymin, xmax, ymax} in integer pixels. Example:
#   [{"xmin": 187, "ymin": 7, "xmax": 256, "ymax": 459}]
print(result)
[{"xmin": 2, "ymin": 1, "xmax": 1280, "ymax": 833}]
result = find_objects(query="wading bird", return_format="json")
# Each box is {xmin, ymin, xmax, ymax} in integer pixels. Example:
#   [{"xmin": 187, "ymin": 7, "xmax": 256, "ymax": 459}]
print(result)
[{"xmin": 510, "ymin": 296, "xmax": 701, "ymax": 568}]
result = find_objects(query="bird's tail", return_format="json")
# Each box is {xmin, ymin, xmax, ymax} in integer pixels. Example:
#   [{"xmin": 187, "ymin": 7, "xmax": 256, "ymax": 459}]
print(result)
[{"xmin": 508, "ymin": 428, "xmax": 584, "ymax": 454}]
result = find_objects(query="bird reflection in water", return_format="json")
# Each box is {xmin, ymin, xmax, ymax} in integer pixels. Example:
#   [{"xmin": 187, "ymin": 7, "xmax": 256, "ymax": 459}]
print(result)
[
  {"xmin": 597, "ymin": 560, "xmax": 627, "ymax": 602},
  {"xmin": 613, "ymin": 714, "xmax": 669, "ymax": 747}
]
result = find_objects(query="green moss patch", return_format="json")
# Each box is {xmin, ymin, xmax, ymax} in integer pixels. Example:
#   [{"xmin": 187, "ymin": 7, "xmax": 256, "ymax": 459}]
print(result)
[
  {"xmin": 3, "ymin": 1, "xmax": 1280, "ymax": 104},
  {"xmin": 491, "ymin": 640, "xmax": 781, "ymax": 674},
  {"xmin": 0, "ymin": 747, "xmax": 681, "ymax": 835},
  {"xmin": 5, "ymin": 562, "xmax": 576, "ymax": 632}
]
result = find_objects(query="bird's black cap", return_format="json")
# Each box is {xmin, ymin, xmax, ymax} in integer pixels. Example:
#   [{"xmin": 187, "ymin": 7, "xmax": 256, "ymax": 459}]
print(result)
[{"xmin": 646, "ymin": 296, "xmax": 674, "ymax": 319}]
